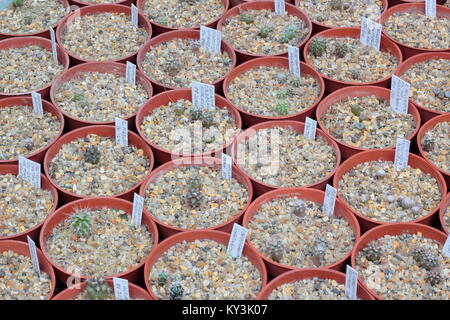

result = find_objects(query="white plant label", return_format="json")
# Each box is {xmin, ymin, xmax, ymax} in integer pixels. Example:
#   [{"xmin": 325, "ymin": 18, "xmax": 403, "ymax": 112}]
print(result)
[
  {"xmin": 18, "ymin": 156, "xmax": 41, "ymax": 189},
  {"xmin": 443, "ymin": 235, "xmax": 450, "ymax": 258},
  {"xmin": 274, "ymin": 0, "xmax": 286, "ymax": 15},
  {"xmin": 31, "ymin": 91, "xmax": 43, "ymax": 115},
  {"xmin": 125, "ymin": 61, "xmax": 136, "ymax": 86},
  {"xmin": 49, "ymin": 28, "xmax": 58, "ymax": 64},
  {"xmin": 323, "ymin": 184, "xmax": 337, "ymax": 217},
  {"xmin": 360, "ymin": 18, "xmax": 382, "ymax": 51},
  {"xmin": 345, "ymin": 265, "xmax": 358, "ymax": 300},
  {"xmin": 390, "ymin": 75, "xmax": 410, "ymax": 114},
  {"xmin": 304, "ymin": 117, "xmax": 317, "ymax": 140},
  {"xmin": 227, "ymin": 223, "xmax": 248, "ymax": 259},
  {"xmin": 221, "ymin": 153, "xmax": 232, "ymax": 180},
  {"xmin": 113, "ymin": 277, "xmax": 130, "ymax": 300},
  {"xmin": 191, "ymin": 81, "xmax": 215, "ymax": 111},
  {"xmin": 288, "ymin": 45, "xmax": 301, "ymax": 78},
  {"xmin": 27, "ymin": 236, "xmax": 40, "ymax": 275},
  {"xmin": 115, "ymin": 118, "xmax": 128, "ymax": 147},
  {"xmin": 131, "ymin": 4, "xmax": 138, "ymax": 27},
  {"xmin": 394, "ymin": 138, "xmax": 410, "ymax": 169},
  {"xmin": 132, "ymin": 193, "xmax": 144, "ymax": 226},
  {"xmin": 425, "ymin": 0, "xmax": 436, "ymax": 18},
  {"xmin": 200, "ymin": 26, "xmax": 221, "ymax": 54}
]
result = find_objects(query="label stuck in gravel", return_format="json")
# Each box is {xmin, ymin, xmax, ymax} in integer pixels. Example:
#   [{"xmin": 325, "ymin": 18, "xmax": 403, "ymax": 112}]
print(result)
[
  {"xmin": 360, "ymin": 18, "xmax": 381, "ymax": 51},
  {"xmin": 200, "ymin": 26, "xmax": 221, "ymax": 54}
]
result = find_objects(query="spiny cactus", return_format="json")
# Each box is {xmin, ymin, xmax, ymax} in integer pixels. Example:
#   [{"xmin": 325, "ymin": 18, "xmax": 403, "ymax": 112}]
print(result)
[
  {"xmin": 307, "ymin": 237, "xmax": 327, "ymax": 266},
  {"xmin": 190, "ymin": 108, "xmax": 203, "ymax": 121},
  {"xmin": 275, "ymin": 102, "xmax": 289, "ymax": 116},
  {"xmin": 83, "ymin": 145, "xmax": 101, "ymax": 165},
  {"xmin": 13, "ymin": 0, "xmax": 24, "ymax": 7},
  {"xmin": 350, "ymin": 69, "xmax": 363, "ymax": 80},
  {"xmin": 201, "ymin": 112, "xmax": 214, "ymax": 129},
  {"xmin": 279, "ymin": 26, "xmax": 297, "ymax": 44},
  {"xmin": 289, "ymin": 78, "xmax": 301, "ymax": 88},
  {"xmin": 268, "ymin": 240, "xmax": 284, "ymax": 262},
  {"xmin": 276, "ymin": 90, "xmax": 287, "ymax": 100},
  {"xmin": 286, "ymin": 87, "xmax": 296, "ymax": 97},
  {"xmin": 183, "ymin": 189, "xmax": 204, "ymax": 209},
  {"xmin": 169, "ymin": 281, "xmax": 184, "ymax": 300},
  {"xmin": 292, "ymin": 200, "xmax": 306, "ymax": 218},
  {"xmin": 309, "ymin": 38, "xmax": 327, "ymax": 57},
  {"xmin": 71, "ymin": 213, "xmax": 91, "ymax": 238},
  {"xmin": 85, "ymin": 278, "xmax": 111, "ymax": 300},
  {"xmin": 157, "ymin": 272, "xmax": 168, "ymax": 286},
  {"xmin": 425, "ymin": 270, "xmax": 443, "ymax": 286},
  {"xmin": 412, "ymin": 247, "xmax": 440, "ymax": 271},
  {"xmin": 421, "ymin": 137, "xmax": 434, "ymax": 152},
  {"xmin": 72, "ymin": 93, "xmax": 84, "ymax": 102},
  {"xmin": 334, "ymin": 42, "xmax": 348, "ymax": 58},
  {"xmin": 188, "ymin": 174, "xmax": 202, "ymax": 189},
  {"xmin": 258, "ymin": 26, "xmax": 274, "ymax": 38},
  {"xmin": 330, "ymin": 0, "xmax": 343, "ymax": 10},
  {"xmin": 364, "ymin": 244, "xmax": 382, "ymax": 263},
  {"xmin": 240, "ymin": 12, "xmax": 254, "ymax": 24},
  {"xmin": 23, "ymin": 16, "xmax": 33, "ymax": 25}
]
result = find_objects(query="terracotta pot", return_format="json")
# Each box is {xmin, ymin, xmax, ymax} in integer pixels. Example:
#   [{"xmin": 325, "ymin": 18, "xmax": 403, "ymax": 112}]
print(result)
[
  {"xmin": 0, "ymin": 240, "xmax": 56, "ymax": 300},
  {"xmin": 303, "ymin": 27, "xmax": 403, "ymax": 93},
  {"xmin": 316, "ymin": 86, "xmax": 421, "ymax": 159},
  {"xmin": 0, "ymin": 165, "xmax": 58, "ymax": 243},
  {"xmin": 137, "ymin": 0, "xmax": 230, "ymax": 35},
  {"xmin": 294, "ymin": 0, "xmax": 388, "ymax": 35},
  {"xmin": 439, "ymin": 192, "xmax": 450, "ymax": 234},
  {"xmin": 333, "ymin": 149, "xmax": 447, "ymax": 232},
  {"xmin": 379, "ymin": 3, "xmax": 450, "ymax": 59},
  {"xmin": 0, "ymin": 36, "xmax": 70, "ymax": 100},
  {"xmin": 231, "ymin": 0, "xmax": 293, "ymax": 7},
  {"xmin": 143, "ymin": 230, "xmax": 268, "ymax": 300},
  {"xmin": 417, "ymin": 113, "xmax": 450, "ymax": 186},
  {"xmin": 56, "ymin": 4, "xmax": 152, "ymax": 65},
  {"xmin": 139, "ymin": 156, "xmax": 253, "ymax": 238},
  {"xmin": 135, "ymin": 30, "xmax": 237, "ymax": 94},
  {"xmin": 69, "ymin": 0, "xmax": 134, "ymax": 7},
  {"xmin": 49, "ymin": 62, "xmax": 153, "ymax": 131},
  {"xmin": 135, "ymin": 89, "xmax": 242, "ymax": 164},
  {"xmin": 257, "ymin": 268, "xmax": 374, "ymax": 300},
  {"xmin": 43, "ymin": 125, "xmax": 155, "ymax": 204},
  {"xmin": 0, "ymin": 96, "xmax": 65, "ymax": 165},
  {"xmin": 52, "ymin": 278, "xmax": 152, "ymax": 300},
  {"xmin": 39, "ymin": 197, "xmax": 159, "ymax": 284},
  {"xmin": 388, "ymin": 0, "xmax": 446, "ymax": 6},
  {"xmin": 0, "ymin": 0, "xmax": 70, "ymax": 40},
  {"xmin": 231, "ymin": 120, "xmax": 341, "ymax": 196},
  {"xmin": 222, "ymin": 56, "xmax": 325, "ymax": 127},
  {"xmin": 394, "ymin": 52, "xmax": 450, "ymax": 122},
  {"xmin": 216, "ymin": 1, "xmax": 313, "ymax": 63},
  {"xmin": 350, "ymin": 223, "xmax": 448, "ymax": 300},
  {"xmin": 242, "ymin": 187, "xmax": 360, "ymax": 276}
]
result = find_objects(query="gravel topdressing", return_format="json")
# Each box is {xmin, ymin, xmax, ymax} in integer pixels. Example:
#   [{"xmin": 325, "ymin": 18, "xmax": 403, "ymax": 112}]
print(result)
[{"xmin": 420, "ymin": 121, "xmax": 450, "ymax": 174}]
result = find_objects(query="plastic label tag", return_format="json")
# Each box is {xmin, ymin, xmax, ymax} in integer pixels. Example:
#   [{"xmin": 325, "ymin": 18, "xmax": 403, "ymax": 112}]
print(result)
[
  {"xmin": 390, "ymin": 75, "xmax": 410, "ymax": 114},
  {"xmin": 18, "ymin": 156, "xmax": 41, "ymax": 189},
  {"xmin": 27, "ymin": 236, "xmax": 40, "ymax": 275},
  {"xmin": 274, "ymin": 0, "xmax": 286, "ymax": 15},
  {"xmin": 426, "ymin": 0, "xmax": 436, "ymax": 18},
  {"xmin": 360, "ymin": 18, "xmax": 382, "ymax": 51},
  {"xmin": 394, "ymin": 138, "xmax": 410, "ymax": 169},
  {"xmin": 113, "ymin": 277, "xmax": 130, "ymax": 300},
  {"xmin": 323, "ymin": 184, "xmax": 337, "ymax": 216},
  {"xmin": 191, "ymin": 81, "xmax": 215, "ymax": 111},
  {"xmin": 126, "ymin": 61, "xmax": 136, "ymax": 86},
  {"xmin": 227, "ymin": 223, "xmax": 248, "ymax": 259},
  {"xmin": 222, "ymin": 153, "xmax": 232, "ymax": 180},
  {"xmin": 132, "ymin": 193, "xmax": 144, "ymax": 226},
  {"xmin": 31, "ymin": 91, "xmax": 43, "ymax": 115},
  {"xmin": 200, "ymin": 26, "xmax": 221, "ymax": 54},
  {"xmin": 304, "ymin": 117, "xmax": 317, "ymax": 140},
  {"xmin": 345, "ymin": 265, "xmax": 358, "ymax": 300},
  {"xmin": 288, "ymin": 45, "xmax": 301, "ymax": 78},
  {"xmin": 131, "ymin": 4, "xmax": 138, "ymax": 27},
  {"xmin": 443, "ymin": 235, "xmax": 450, "ymax": 258},
  {"xmin": 50, "ymin": 28, "xmax": 58, "ymax": 64},
  {"xmin": 115, "ymin": 118, "xmax": 128, "ymax": 147}
]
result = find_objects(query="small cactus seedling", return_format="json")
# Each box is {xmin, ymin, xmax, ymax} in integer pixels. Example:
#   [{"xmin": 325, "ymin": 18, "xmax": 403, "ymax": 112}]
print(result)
[
  {"xmin": 421, "ymin": 137, "xmax": 434, "ymax": 152},
  {"xmin": 174, "ymin": 107, "xmax": 184, "ymax": 116},
  {"xmin": 85, "ymin": 278, "xmax": 111, "ymax": 300},
  {"xmin": 268, "ymin": 240, "xmax": 284, "ymax": 262},
  {"xmin": 258, "ymin": 26, "xmax": 274, "ymax": 38},
  {"xmin": 333, "ymin": 42, "xmax": 348, "ymax": 58},
  {"xmin": 13, "ymin": 0, "xmax": 24, "ymax": 7},
  {"xmin": 83, "ymin": 145, "xmax": 101, "ymax": 165},
  {"xmin": 292, "ymin": 200, "xmax": 306, "ymax": 218},
  {"xmin": 279, "ymin": 26, "xmax": 297, "ymax": 44},
  {"xmin": 275, "ymin": 102, "xmax": 289, "ymax": 116},
  {"xmin": 350, "ymin": 104, "xmax": 361, "ymax": 117},
  {"xmin": 350, "ymin": 69, "xmax": 363, "ymax": 80},
  {"xmin": 240, "ymin": 12, "xmax": 254, "ymax": 24},
  {"xmin": 276, "ymin": 90, "xmax": 287, "ymax": 99},
  {"xmin": 190, "ymin": 108, "xmax": 203, "ymax": 121},
  {"xmin": 72, "ymin": 93, "xmax": 84, "ymax": 102},
  {"xmin": 309, "ymin": 38, "xmax": 327, "ymax": 57},
  {"xmin": 23, "ymin": 16, "xmax": 33, "ymax": 25},
  {"xmin": 330, "ymin": 0, "xmax": 343, "ymax": 10},
  {"xmin": 288, "ymin": 78, "xmax": 301, "ymax": 88},
  {"xmin": 183, "ymin": 189, "xmax": 204, "ymax": 209},
  {"xmin": 71, "ymin": 213, "xmax": 91, "ymax": 238},
  {"xmin": 169, "ymin": 281, "xmax": 184, "ymax": 300},
  {"xmin": 157, "ymin": 272, "xmax": 168, "ymax": 286},
  {"xmin": 307, "ymin": 237, "xmax": 327, "ymax": 267},
  {"xmin": 375, "ymin": 169, "xmax": 386, "ymax": 179},
  {"xmin": 364, "ymin": 244, "xmax": 382, "ymax": 263},
  {"xmin": 155, "ymin": 17, "xmax": 168, "ymax": 26},
  {"xmin": 188, "ymin": 174, "xmax": 202, "ymax": 190},
  {"xmin": 425, "ymin": 270, "xmax": 443, "ymax": 286},
  {"xmin": 412, "ymin": 247, "xmax": 439, "ymax": 271},
  {"xmin": 285, "ymin": 87, "xmax": 296, "ymax": 97},
  {"xmin": 201, "ymin": 112, "xmax": 214, "ymax": 129}
]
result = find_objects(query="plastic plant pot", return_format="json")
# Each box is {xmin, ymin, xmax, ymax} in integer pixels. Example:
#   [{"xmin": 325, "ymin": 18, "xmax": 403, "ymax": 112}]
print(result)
[
  {"xmin": 135, "ymin": 89, "xmax": 242, "ymax": 164},
  {"xmin": 0, "ymin": 0, "xmax": 70, "ymax": 40},
  {"xmin": 417, "ymin": 113, "xmax": 450, "ymax": 186},
  {"xmin": 0, "ymin": 36, "xmax": 70, "ymax": 100},
  {"xmin": 350, "ymin": 223, "xmax": 448, "ymax": 300},
  {"xmin": 0, "ymin": 165, "xmax": 58, "ymax": 243},
  {"xmin": 138, "ymin": 156, "xmax": 253, "ymax": 238},
  {"xmin": 43, "ymin": 125, "xmax": 155, "ymax": 204},
  {"xmin": 0, "ymin": 240, "xmax": 56, "ymax": 300},
  {"xmin": 216, "ymin": 1, "xmax": 313, "ymax": 63},
  {"xmin": 379, "ymin": 3, "xmax": 450, "ymax": 59},
  {"xmin": 388, "ymin": 0, "xmax": 446, "ymax": 6},
  {"xmin": 394, "ymin": 52, "xmax": 450, "ymax": 122},
  {"xmin": 135, "ymin": 30, "xmax": 237, "ymax": 94},
  {"xmin": 294, "ymin": 0, "xmax": 388, "ymax": 35},
  {"xmin": 39, "ymin": 197, "xmax": 159, "ymax": 284},
  {"xmin": 52, "ymin": 279, "xmax": 153, "ymax": 300},
  {"xmin": 56, "ymin": 4, "xmax": 153, "ymax": 65},
  {"xmin": 231, "ymin": 120, "xmax": 342, "ymax": 196},
  {"xmin": 69, "ymin": 0, "xmax": 134, "ymax": 7},
  {"xmin": 222, "ymin": 56, "xmax": 325, "ymax": 127},
  {"xmin": 136, "ymin": 0, "xmax": 230, "ymax": 35},
  {"xmin": 143, "ymin": 230, "xmax": 268, "ymax": 300},
  {"xmin": 231, "ymin": 0, "xmax": 293, "ymax": 8},
  {"xmin": 303, "ymin": 27, "xmax": 403, "ymax": 93},
  {"xmin": 257, "ymin": 268, "xmax": 374, "ymax": 300},
  {"xmin": 242, "ymin": 187, "xmax": 361, "ymax": 276},
  {"xmin": 439, "ymin": 192, "xmax": 450, "ymax": 234},
  {"xmin": 0, "ymin": 96, "xmax": 65, "ymax": 165},
  {"xmin": 333, "ymin": 149, "xmax": 447, "ymax": 232},
  {"xmin": 49, "ymin": 61, "xmax": 153, "ymax": 131},
  {"xmin": 316, "ymin": 86, "xmax": 421, "ymax": 159}
]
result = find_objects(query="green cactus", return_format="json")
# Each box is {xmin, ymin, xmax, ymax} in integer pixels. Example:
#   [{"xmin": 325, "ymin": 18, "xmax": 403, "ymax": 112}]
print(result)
[
  {"xmin": 275, "ymin": 102, "xmax": 289, "ymax": 116},
  {"xmin": 364, "ymin": 244, "xmax": 382, "ymax": 263},
  {"xmin": 169, "ymin": 281, "xmax": 184, "ymax": 300},
  {"xmin": 13, "ymin": 0, "xmax": 24, "ymax": 7},
  {"xmin": 83, "ymin": 145, "xmax": 101, "ymax": 165},
  {"xmin": 350, "ymin": 69, "xmax": 363, "ymax": 81},
  {"xmin": 412, "ymin": 247, "xmax": 440, "ymax": 271},
  {"xmin": 188, "ymin": 174, "xmax": 202, "ymax": 190},
  {"xmin": 183, "ymin": 189, "xmax": 204, "ymax": 209},
  {"xmin": 201, "ymin": 112, "xmax": 214, "ymax": 129},
  {"xmin": 276, "ymin": 90, "xmax": 287, "ymax": 100},
  {"xmin": 334, "ymin": 42, "xmax": 348, "ymax": 58},
  {"xmin": 351, "ymin": 104, "xmax": 361, "ymax": 117},
  {"xmin": 240, "ymin": 12, "xmax": 254, "ymax": 24},
  {"xmin": 85, "ymin": 278, "xmax": 111, "ymax": 300},
  {"xmin": 425, "ymin": 270, "xmax": 443, "ymax": 286},
  {"xmin": 174, "ymin": 107, "xmax": 185, "ymax": 116},
  {"xmin": 289, "ymin": 78, "xmax": 301, "ymax": 88},
  {"xmin": 307, "ymin": 237, "xmax": 327, "ymax": 267},
  {"xmin": 258, "ymin": 26, "xmax": 274, "ymax": 38},
  {"xmin": 72, "ymin": 93, "xmax": 84, "ymax": 102},
  {"xmin": 157, "ymin": 272, "xmax": 168, "ymax": 286},
  {"xmin": 279, "ymin": 26, "xmax": 297, "ymax": 44},
  {"xmin": 71, "ymin": 213, "xmax": 91, "ymax": 238},
  {"xmin": 309, "ymin": 38, "xmax": 327, "ymax": 57},
  {"xmin": 190, "ymin": 108, "xmax": 203, "ymax": 121},
  {"xmin": 23, "ymin": 16, "xmax": 33, "ymax": 25}
]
